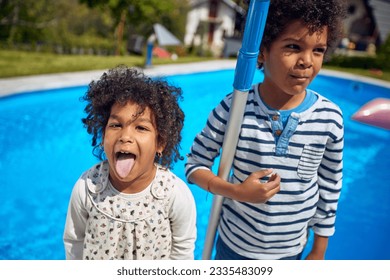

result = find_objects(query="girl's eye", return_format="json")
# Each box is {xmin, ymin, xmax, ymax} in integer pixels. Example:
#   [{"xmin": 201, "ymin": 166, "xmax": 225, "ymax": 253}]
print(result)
[{"xmin": 136, "ymin": 126, "xmax": 149, "ymax": 131}]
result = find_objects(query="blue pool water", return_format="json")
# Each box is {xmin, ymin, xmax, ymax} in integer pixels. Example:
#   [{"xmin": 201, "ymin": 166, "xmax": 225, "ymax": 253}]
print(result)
[{"xmin": 0, "ymin": 69, "xmax": 389, "ymax": 260}]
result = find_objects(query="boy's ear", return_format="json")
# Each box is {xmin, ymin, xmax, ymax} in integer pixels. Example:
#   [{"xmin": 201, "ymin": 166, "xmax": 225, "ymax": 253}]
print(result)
[{"xmin": 257, "ymin": 52, "xmax": 264, "ymax": 64}]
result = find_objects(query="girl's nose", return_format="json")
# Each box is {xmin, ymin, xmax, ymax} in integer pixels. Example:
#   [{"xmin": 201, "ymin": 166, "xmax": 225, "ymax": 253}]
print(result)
[{"xmin": 119, "ymin": 127, "xmax": 134, "ymax": 143}]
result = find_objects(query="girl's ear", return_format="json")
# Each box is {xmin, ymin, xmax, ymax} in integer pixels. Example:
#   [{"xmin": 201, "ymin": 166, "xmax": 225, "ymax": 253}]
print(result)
[
  {"xmin": 157, "ymin": 142, "xmax": 166, "ymax": 155},
  {"xmin": 156, "ymin": 144, "xmax": 165, "ymax": 159},
  {"xmin": 101, "ymin": 131, "xmax": 105, "ymax": 146}
]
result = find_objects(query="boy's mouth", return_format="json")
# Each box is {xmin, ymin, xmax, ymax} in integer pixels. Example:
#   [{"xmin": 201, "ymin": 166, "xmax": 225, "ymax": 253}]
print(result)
[
  {"xmin": 291, "ymin": 74, "xmax": 309, "ymax": 79},
  {"xmin": 115, "ymin": 151, "xmax": 135, "ymax": 178}
]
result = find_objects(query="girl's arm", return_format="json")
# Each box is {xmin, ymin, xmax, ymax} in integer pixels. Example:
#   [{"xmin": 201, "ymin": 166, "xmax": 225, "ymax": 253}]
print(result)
[
  {"xmin": 169, "ymin": 177, "xmax": 197, "ymax": 260},
  {"xmin": 63, "ymin": 179, "xmax": 88, "ymax": 260}
]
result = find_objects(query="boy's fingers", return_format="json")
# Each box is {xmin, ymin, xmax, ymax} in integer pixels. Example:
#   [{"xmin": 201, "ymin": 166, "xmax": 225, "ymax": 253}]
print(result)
[
  {"xmin": 252, "ymin": 169, "xmax": 274, "ymax": 179},
  {"xmin": 266, "ymin": 174, "xmax": 281, "ymax": 191}
]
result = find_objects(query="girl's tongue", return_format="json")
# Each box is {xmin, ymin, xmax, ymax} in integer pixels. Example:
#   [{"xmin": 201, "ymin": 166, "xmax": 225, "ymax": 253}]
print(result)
[{"xmin": 115, "ymin": 153, "xmax": 135, "ymax": 178}]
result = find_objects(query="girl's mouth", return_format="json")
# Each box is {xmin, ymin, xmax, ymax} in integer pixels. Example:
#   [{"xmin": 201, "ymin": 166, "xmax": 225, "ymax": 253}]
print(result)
[{"xmin": 115, "ymin": 151, "xmax": 135, "ymax": 178}]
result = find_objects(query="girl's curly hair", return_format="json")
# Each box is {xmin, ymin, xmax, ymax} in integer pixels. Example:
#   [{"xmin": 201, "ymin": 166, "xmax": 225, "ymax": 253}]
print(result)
[
  {"xmin": 82, "ymin": 65, "xmax": 184, "ymax": 169},
  {"xmin": 260, "ymin": 0, "xmax": 347, "ymax": 54}
]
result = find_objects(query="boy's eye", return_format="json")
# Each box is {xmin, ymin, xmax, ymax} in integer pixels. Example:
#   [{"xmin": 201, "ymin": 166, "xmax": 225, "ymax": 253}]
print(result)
[
  {"xmin": 286, "ymin": 44, "xmax": 300, "ymax": 50},
  {"xmin": 108, "ymin": 123, "xmax": 121, "ymax": 128},
  {"xmin": 314, "ymin": 47, "xmax": 327, "ymax": 54}
]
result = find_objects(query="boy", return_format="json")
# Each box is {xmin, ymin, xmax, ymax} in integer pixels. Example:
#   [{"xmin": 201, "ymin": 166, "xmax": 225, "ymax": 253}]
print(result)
[{"xmin": 185, "ymin": 0, "xmax": 346, "ymax": 260}]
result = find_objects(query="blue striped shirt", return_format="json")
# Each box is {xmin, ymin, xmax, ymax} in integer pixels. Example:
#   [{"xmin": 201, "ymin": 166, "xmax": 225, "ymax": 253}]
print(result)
[{"xmin": 185, "ymin": 84, "xmax": 344, "ymax": 259}]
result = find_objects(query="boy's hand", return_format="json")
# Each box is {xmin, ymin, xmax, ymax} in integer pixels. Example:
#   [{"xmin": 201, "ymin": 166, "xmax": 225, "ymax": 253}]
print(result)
[
  {"xmin": 234, "ymin": 169, "xmax": 280, "ymax": 203},
  {"xmin": 305, "ymin": 235, "xmax": 328, "ymax": 260},
  {"xmin": 305, "ymin": 251, "xmax": 325, "ymax": 260}
]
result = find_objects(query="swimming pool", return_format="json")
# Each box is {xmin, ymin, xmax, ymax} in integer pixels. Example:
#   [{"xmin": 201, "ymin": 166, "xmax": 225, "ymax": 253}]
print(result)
[{"xmin": 0, "ymin": 68, "xmax": 389, "ymax": 260}]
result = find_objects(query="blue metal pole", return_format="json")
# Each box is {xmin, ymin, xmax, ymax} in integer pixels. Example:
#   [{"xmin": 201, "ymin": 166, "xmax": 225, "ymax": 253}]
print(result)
[
  {"xmin": 202, "ymin": 0, "xmax": 270, "ymax": 260},
  {"xmin": 233, "ymin": 0, "xmax": 269, "ymax": 91},
  {"xmin": 145, "ymin": 34, "xmax": 156, "ymax": 68},
  {"xmin": 145, "ymin": 41, "xmax": 153, "ymax": 68}
]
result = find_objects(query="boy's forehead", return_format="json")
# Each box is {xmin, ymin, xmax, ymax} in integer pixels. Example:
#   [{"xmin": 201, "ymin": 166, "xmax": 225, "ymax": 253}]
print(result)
[{"xmin": 280, "ymin": 20, "xmax": 328, "ymax": 42}]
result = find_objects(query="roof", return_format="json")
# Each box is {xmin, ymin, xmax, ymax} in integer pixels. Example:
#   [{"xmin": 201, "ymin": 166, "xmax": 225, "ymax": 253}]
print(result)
[
  {"xmin": 153, "ymin": 23, "xmax": 181, "ymax": 46},
  {"xmin": 369, "ymin": 0, "xmax": 390, "ymax": 42},
  {"xmin": 189, "ymin": 0, "xmax": 245, "ymax": 15}
]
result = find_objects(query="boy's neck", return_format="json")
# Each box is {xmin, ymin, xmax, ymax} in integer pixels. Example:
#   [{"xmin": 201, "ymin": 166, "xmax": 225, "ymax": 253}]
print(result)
[{"xmin": 258, "ymin": 83, "xmax": 306, "ymax": 110}]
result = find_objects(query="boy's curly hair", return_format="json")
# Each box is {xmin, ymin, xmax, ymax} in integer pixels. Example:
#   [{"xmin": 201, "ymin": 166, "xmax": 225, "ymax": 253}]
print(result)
[
  {"xmin": 81, "ymin": 65, "xmax": 184, "ymax": 169},
  {"xmin": 260, "ymin": 0, "xmax": 347, "ymax": 52}
]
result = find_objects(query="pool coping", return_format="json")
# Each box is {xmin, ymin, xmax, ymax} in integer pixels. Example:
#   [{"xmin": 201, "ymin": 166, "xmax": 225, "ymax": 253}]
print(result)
[
  {"xmin": 0, "ymin": 59, "xmax": 389, "ymax": 97},
  {"xmin": 0, "ymin": 60, "xmax": 236, "ymax": 97}
]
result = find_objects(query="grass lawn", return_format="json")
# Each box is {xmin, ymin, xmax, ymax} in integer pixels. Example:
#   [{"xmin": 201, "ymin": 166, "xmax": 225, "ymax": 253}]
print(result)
[
  {"xmin": 323, "ymin": 65, "xmax": 390, "ymax": 82},
  {"xmin": 0, "ymin": 50, "xmax": 214, "ymax": 78},
  {"xmin": 0, "ymin": 50, "xmax": 389, "ymax": 83}
]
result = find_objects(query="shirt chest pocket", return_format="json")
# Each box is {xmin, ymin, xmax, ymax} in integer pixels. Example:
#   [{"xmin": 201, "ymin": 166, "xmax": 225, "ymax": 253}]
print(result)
[{"xmin": 297, "ymin": 144, "xmax": 325, "ymax": 180}]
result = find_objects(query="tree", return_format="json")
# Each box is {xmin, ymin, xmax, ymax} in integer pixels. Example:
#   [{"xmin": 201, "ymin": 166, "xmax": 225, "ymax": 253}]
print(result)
[
  {"xmin": 0, "ymin": 0, "xmax": 114, "ymax": 53},
  {"xmin": 0, "ymin": 0, "xmax": 189, "ymax": 55},
  {"xmin": 80, "ymin": 0, "xmax": 189, "ymax": 55},
  {"xmin": 0, "ymin": 0, "xmax": 59, "ymax": 44}
]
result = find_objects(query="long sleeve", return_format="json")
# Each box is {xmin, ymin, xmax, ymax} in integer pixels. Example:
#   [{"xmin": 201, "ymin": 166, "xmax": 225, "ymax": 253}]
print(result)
[
  {"xmin": 185, "ymin": 94, "xmax": 232, "ymax": 180},
  {"xmin": 63, "ymin": 177, "xmax": 89, "ymax": 260},
  {"xmin": 184, "ymin": 87, "xmax": 346, "ymax": 259},
  {"xmin": 310, "ymin": 106, "xmax": 344, "ymax": 236},
  {"xmin": 168, "ymin": 177, "xmax": 197, "ymax": 260}
]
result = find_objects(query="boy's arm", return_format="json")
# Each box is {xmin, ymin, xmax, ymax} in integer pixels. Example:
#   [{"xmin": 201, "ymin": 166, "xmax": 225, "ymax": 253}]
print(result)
[
  {"xmin": 185, "ymin": 95, "xmax": 280, "ymax": 203},
  {"xmin": 188, "ymin": 168, "xmax": 280, "ymax": 203},
  {"xmin": 309, "ymin": 107, "xmax": 344, "ymax": 257},
  {"xmin": 311, "ymin": 119, "xmax": 344, "ymax": 234},
  {"xmin": 305, "ymin": 234, "xmax": 328, "ymax": 260}
]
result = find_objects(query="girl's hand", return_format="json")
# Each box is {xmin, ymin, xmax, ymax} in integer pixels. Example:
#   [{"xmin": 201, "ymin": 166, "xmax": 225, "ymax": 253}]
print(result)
[{"xmin": 232, "ymin": 169, "xmax": 281, "ymax": 203}]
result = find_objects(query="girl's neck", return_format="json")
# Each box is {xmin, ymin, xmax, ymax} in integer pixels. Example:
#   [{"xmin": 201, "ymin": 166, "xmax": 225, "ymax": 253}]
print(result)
[{"xmin": 109, "ymin": 165, "xmax": 157, "ymax": 194}]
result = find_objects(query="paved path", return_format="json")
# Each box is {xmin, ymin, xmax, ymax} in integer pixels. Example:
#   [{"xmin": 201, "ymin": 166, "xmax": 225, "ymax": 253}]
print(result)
[{"xmin": 0, "ymin": 60, "xmax": 236, "ymax": 97}]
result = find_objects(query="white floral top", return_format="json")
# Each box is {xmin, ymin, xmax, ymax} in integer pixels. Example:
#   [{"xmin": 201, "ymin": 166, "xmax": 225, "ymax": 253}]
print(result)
[{"xmin": 63, "ymin": 161, "xmax": 196, "ymax": 260}]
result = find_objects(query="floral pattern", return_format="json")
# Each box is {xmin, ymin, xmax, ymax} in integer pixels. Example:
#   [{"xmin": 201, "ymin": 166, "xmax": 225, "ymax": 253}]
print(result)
[{"xmin": 82, "ymin": 161, "xmax": 174, "ymax": 260}]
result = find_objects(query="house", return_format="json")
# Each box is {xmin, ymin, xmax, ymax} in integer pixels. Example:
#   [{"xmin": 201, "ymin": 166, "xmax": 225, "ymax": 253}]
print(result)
[
  {"xmin": 369, "ymin": 0, "xmax": 390, "ymax": 44},
  {"xmin": 343, "ymin": 0, "xmax": 390, "ymax": 52},
  {"xmin": 184, "ymin": 0, "xmax": 245, "ymax": 56},
  {"xmin": 184, "ymin": 0, "xmax": 390, "ymax": 57}
]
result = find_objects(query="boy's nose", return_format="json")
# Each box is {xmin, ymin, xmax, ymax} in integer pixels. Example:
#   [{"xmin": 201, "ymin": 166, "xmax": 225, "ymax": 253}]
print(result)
[{"xmin": 298, "ymin": 53, "xmax": 313, "ymax": 68}]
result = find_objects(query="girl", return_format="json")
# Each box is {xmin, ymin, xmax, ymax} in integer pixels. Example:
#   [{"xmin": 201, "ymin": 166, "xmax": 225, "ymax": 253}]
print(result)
[{"xmin": 64, "ymin": 66, "xmax": 196, "ymax": 260}]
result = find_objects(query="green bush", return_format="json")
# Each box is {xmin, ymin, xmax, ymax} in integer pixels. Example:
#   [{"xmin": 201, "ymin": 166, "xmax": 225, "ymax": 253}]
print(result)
[
  {"xmin": 324, "ymin": 55, "xmax": 385, "ymax": 70},
  {"xmin": 325, "ymin": 35, "xmax": 390, "ymax": 70}
]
